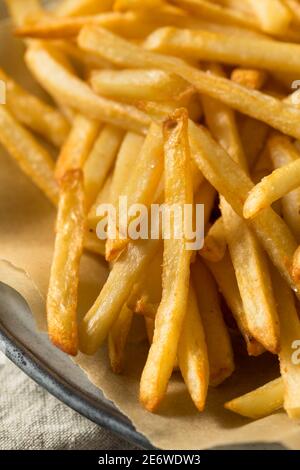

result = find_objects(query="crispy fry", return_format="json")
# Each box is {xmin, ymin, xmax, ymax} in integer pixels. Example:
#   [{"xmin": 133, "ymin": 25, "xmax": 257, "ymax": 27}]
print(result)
[
  {"xmin": 55, "ymin": 114, "xmax": 100, "ymax": 180},
  {"xmin": 108, "ymin": 303, "xmax": 133, "ymax": 374},
  {"xmin": 272, "ymin": 268, "xmax": 300, "ymax": 419},
  {"xmin": 0, "ymin": 68, "xmax": 70, "ymax": 147},
  {"xmin": 200, "ymin": 218, "xmax": 227, "ymax": 263},
  {"xmin": 140, "ymin": 109, "xmax": 193, "ymax": 412},
  {"xmin": 78, "ymin": 26, "xmax": 300, "ymax": 139},
  {"xmin": 25, "ymin": 43, "xmax": 150, "ymax": 134},
  {"xmin": 177, "ymin": 283, "xmax": 209, "ymax": 411},
  {"xmin": 47, "ymin": 170, "xmax": 85, "ymax": 356},
  {"xmin": 84, "ymin": 124, "xmax": 124, "ymax": 208},
  {"xmin": 205, "ymin": 252, "xmax": 264, "ymax": 356},
  {"xmin": 189, "ymin": 121, "xmax": 300, "ymax": 297},
  {"xmin": 268, "ymin": 134, "xmax": 300, "ymax": 242},
  {"xmin": 0, "ymin": 106, "xmax": 58, "ymax": 205},
  {"xmin": 225, "ymin": 378, "xmax": 284, "ymax": 419},
  {"xmin": 244, "ymin": 158, "xmax": 300, "ymax": 219},
  {"xmin": 192, "ymin": 259, "xmax": 234, "ymax": 386},
  {"xmin": 202, "ymin": 64, "xmax": 279, "ymax": 354},
  {"xmin": 145, "ymin": 27, "xmax": 300, "ymax": 75},
  {"xmin": 106, "ymin": 122, "xmax": 164, "ymax": 261},
  {"xmin": 90, "ymin": 69, "xmax": 189, "ymax": 103}
]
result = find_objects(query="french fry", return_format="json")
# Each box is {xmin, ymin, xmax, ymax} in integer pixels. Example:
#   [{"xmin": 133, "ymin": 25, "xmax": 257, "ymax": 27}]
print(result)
[
  {"xmin": 192, "ymin": 259, "xmax": 234, "ymax": 386},
  {"xmin": 140, "ymin": 109, "xmax": 193, "ymax": 412},
  {"xmin": 231, "ymin": 68, "xmax": 267, "ymax": 90},
  {"xmin": 189, "ymin": 121, "xmax": 300, "ymax": 298},
  {"xmin": 244, "ymin": 158, "xmax": 300, "ymax": 219},
  {"xmin": 80, "ymin": 236, "xmax": 160, "ymax": 354},
  {"xmin": 200, "ymin": 217, "xmax": 227, "ymax": 263},
  {"xmin": 205, "ymin": 252, "xmax": 264, "ymax": 356},
  {"xmin": 25, "ymin": 43, "xmax": 150, "ymax": 134},
  {"xmin": 0, "ymin": 106, "xmax": 58, "ymax": 205},
  {"xmin": 55, "ymin": 0, "xmax": 114, "ymax": 16},
  {"xmin": 106, "ymin": 122, "xmax": 164, "ymax": 261},
  {"xmin": 145, "ymin": 27, "xmax": 300, "ymax": 75},
  {"xmin": 84, "ymin": 124, "xmax": 124, "ymax": 208},
  {"xmin": 108, "ymin": 303, "xmax": 133, "ymax": 374},
  {"xmin": 225, "ymin": 378, "xmax": 284, "ymax": 419},
  {"xmin": 268, "ymin": 134, "xmax": 300, "ymax": 242},
  {"xmin": 202, "ymin": 64, "xmax": 279, "ymax": 354},
  {"xmin": 78, "ymin": 26, "xmax": 300, "ymax": 140},
  {"xmin": 87, "ymin": 173, "xmax": 113, "ymax": 231},
  {"xmin": 47, "ymin": 170, "xmax": 85, "ymax": 356},
  {"xmin": 271, "ymin": 268, "xmax": 300, "ymax": 419},
  {"xmin": 55, "ymin": 114, "xmax": 100, "ymax": 180},
  {"xmin": 110, "ymin": 132, "xmax": 144, "ymax": 204},
  {"xmin": 90, "ymin": 69, "xmax": 190, "ymax": 103},
  {"xmin": 0, "ymin": 68, "xmax": 70, "ymax": 148},
  {"xmin": 247, "ymin": 0, "xmax": 292, "ymax": 34},
  {"xmin": 177, "ymin": 283, "xmax": 209, "ymax": 411}
]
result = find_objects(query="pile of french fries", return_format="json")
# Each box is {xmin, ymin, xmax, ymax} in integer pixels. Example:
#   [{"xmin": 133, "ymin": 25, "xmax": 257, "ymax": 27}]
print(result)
[{"xmin": 2, "ymin": 0, "xmax": 300, "ymax": 420}]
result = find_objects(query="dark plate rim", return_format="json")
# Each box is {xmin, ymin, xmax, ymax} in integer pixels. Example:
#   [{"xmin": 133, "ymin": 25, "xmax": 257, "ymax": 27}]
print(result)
[{"xmin": 0, "ymin": 318, "xmax": 153, "ymax": 450}]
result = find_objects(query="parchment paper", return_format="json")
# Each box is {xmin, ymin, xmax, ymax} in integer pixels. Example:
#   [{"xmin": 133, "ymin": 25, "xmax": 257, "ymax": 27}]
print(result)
[{"xmin": 1, "ymin": 22, "xmax": 300, "ymax": 451}]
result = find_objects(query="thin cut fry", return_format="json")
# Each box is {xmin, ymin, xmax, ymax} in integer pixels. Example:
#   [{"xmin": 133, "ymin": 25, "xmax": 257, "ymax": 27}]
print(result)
[
  {"xmin": 177, "ymin": 283, "xmax": 209, "ymax": 411},
  {"xmin": 84, "ymin": 124, "xmax": 124, "ymax": 208},
  {"xmin": 140, "ymin": 109, "xmax": 193, "ymax": 412},
  {"xmin": 200, "ymin": 217, "xmax": 227, "ymax": 263},
  {"xmin": 90, "ymin": 69, "xmax": 190, "ymax": 103},
  {"xmin": 268, "ymin": 134, "xmax": 300, "ymax": 242},
  {"xmin": 192, "ymin": 259, "xmax": 234, "ymax": 386},
  {"xmin": 272, "ymin": 268, "xmax": 300, "ymax": 419},
  {"xmin": 244, "ymin": 158, "xmax": 300, "ymax": 219},
  {"xmin": 25, "ymin": 43, "xmax": 150, "ymax": 134},
  {"xmin": 205, "ymin": 252, "xmax": 264, "ymax": 356},
  {"xmin": 78, "ymin": 26, "xmax": 300, "ymax": 140},
  {"xmin": 145, "ymin": 27, "xmax": 300, "ymax": 75},
  {"xmin": 55, "ymin": 114, "xmax": 100, "ymax": 180},
  {"xmin": 79, "ymin": 237, "xmax": 160, "ymax": 354},
  {"xmin": 0, "ymin": 106, "xmax": 58, "ymax": 205},
  {"xmin": 108, "ymin": 303, "xmax": 133, "ymax": 374},
  {"xmin": 0, "ymin": 68, "xmax": 70, "ymax": 147},
  {"xmin": 87, "ymin": 173, "xmax": 113, "ymax": 231},
  {"xmin": 47, "ymin": 170, "xmax": 85, "ymax": 356},
  {"xmin": 230, "ymin": 68, "xmax": 267, "ymax": 90},
  {"xmin": 225, "ymin": 378, "xmax": 284, "ymax": 419}
]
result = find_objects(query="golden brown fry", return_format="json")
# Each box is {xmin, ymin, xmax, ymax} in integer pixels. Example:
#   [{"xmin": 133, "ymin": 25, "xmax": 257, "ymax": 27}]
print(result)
[
  {"xmin": 205, "ymin": 251, "xmax": 264, "ymax": 356},
  {"xmin": 200, "ymin": 218, "xmax": 227, "ymax": 263},
  {"xmin": 108, "ymin": 303, "xmax": 133, "ymax": 374},
  {"xmin": 271, "ymin": 268, "xmax": 300, "ymax": 419},
  {"xmin": 140, "ymin": 109, "xmax": 193, "ymax": 412},
  {"xmin": 0, "ymin": 106, "xmax": 58, "ymax": 205},
  {"xmin": 225, "ymin": 378, "xmax": 284, "ymax": 419},
  {"xmin": 177, "ymin": 283, "xmax": 209, "ymax": 411},
  {"xmin": 0, "ymin": 68, "xmax": 70, "ymax": 147},
  {"xmin": 268, "ymin": 133, "xmax": 300, "ymax": 242},
  {"xmin": 90, "ymin": 68, "xmax": 189, "ymax": 103},
  {"xmin": 231, "ymin": 68, "xmax": 267, "ymax": 90},
  {"xmin": 47, "ymin": 170, "xmax": 85, "ymax": 356},
  {"xmin": 192, "ymin": 259, "xmax": 234, "ymax": 386},
  {"xmin": 80, "ymin": 237, "xmax": 160, "ymax": 354},
  {"xmin": 84, "ymin": 124, "xmax": 124, "ymax": 208},
  {"xmin": 55, "ymin": 114, "xmax": 100, "ymax": 180},
  {"xmin": 25, "ymin": 43, "xmax": 150, "ymax": 134},
  {"xmin": 78, "ymin": 26, "xmax": 300, "ymax": 140}
]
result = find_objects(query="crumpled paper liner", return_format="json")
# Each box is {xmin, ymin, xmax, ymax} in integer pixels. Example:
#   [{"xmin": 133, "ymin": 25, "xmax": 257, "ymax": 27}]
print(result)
[{"xmin": 0, "ymin": 22, "xmax": 300, "ymax": 451}]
